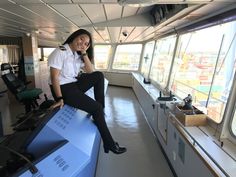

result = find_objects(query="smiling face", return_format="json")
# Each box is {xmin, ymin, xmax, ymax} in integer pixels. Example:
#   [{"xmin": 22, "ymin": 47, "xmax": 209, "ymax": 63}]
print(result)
[{"xmin": 69, "ymin": 34, "xmax": 90, "ymax": 52}]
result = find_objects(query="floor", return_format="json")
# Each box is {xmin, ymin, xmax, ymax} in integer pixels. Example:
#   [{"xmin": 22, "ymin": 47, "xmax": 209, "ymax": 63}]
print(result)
[
  {"xmin": 8, "ymin": 92, "xmax": 25, "ymax": 124},
  {"xmin": 95, "ymin": 86, "xmax": 174, "ymax": 177}
]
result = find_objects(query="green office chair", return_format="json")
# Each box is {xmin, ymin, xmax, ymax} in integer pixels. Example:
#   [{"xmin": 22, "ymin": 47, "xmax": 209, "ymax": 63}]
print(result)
[{"xmin": 1, "ymin": 63, "xmax": 43, "ymax": 113}]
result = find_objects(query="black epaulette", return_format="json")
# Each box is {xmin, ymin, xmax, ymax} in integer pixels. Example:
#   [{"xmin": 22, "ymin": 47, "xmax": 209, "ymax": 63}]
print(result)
[{"xmin": 59, "ymin": 45, "xmax": 66, "ymax": 51}]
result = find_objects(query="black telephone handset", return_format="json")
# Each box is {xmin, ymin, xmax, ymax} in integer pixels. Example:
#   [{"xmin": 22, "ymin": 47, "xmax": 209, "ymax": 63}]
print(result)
[{"xmin": 182, "ymin": 94, "xmax": 194, "ymax": 110}]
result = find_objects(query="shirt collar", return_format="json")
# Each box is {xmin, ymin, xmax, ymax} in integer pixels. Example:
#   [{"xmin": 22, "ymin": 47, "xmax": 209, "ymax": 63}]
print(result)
[{"xmin": 64, "ymin": 44, "xmax": 78, "ymax": 57}]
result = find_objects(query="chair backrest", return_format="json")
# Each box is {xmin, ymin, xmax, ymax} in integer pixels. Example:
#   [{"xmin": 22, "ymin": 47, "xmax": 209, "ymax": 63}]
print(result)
[{"xmin": 1, "ymin": 63, "xmax": 26, "ymax": 95}]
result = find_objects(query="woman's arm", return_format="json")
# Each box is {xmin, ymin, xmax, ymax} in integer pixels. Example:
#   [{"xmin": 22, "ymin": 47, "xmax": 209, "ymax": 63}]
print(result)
[
  {"xmin": 50, "ymin": 67, "xmax": 64, "ymax": 109},
  {"xmin": 81, "ymin": 52, "xmax": 94, "ymax": 73}
]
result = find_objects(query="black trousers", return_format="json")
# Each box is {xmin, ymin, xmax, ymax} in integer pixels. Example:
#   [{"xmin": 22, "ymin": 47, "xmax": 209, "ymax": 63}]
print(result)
[{"xmin": 50, "ymin": 71, "xmax": 114, "ymax": 147}]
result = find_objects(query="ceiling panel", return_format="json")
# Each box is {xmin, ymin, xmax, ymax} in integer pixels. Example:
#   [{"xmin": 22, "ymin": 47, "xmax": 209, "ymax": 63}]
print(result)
[
  {"xmin": 141, "ymin": 33, "xmax": 155, "ymax": 41},
  {"xmin": 89, "ymin": 28, "xmax": 106, "ymax": 43},
  {"xmin": 1, "ymin": 7, "xmax": 71, "ymax": 42},
  {"xmin": 0, "ymin": 16, "xmax": 32, "ymax": 31},
  {"xmin": 122, "ymin": 6, "xmax": 138, "ymax": 17},
  {"xmin": 157, "ymin": 26, "xmax": 175, "ymax": 34},
  {"xmin": 96, "ymin": 27, "xmax": 110, "ymax": 42},
  {"xmin": 21, "ymin": 4, "xmax": 75, "ymax": 27},
  {"xmin": 38, "ymin": 39, "xmax": 58, "ymax": 47},
  {"xmin": 0, "ymin": 4, "xmax": 39, "ymax": 24},
  {"xmin": 108, "ymin": 27, "xmax": 121, "ymax": 43},
  {"xmin": 80, "ymin": 4, "xmax": 106, "ymax": 24},
  {"xmin": 0, "ymin": 0, "xmax": 16, "ymax": 4},
  {"xmin": 39, "ymin": 27, "xmax": 70, "ymax": 39},
  {"xmin": 0, "ymin": 27, "xmax": 23, "ymax": 35},
  {"xmin": 101, "ymin": 0, "xmax": 117, "ymax": 3},
  {"xmin": 0, "ymin": 8, "xmax": 36, "ymax": 31},
  {"xmin": 134, "ymin": 26, "xmax": 155, "ymax": 41},
  {"xmin": 127, "ymin": 26, "xmax": 150, "ymax": 42},
  {"xmin": 104, "ymin": 4, "xmax": 122, "ymax": 20},
  {"xmin": 51, "ymin": 4, "xmax": 82, "ymax": 18},
  {"xmin": 2, "ymin": 0, "xmax": 41, "ymax": 4},
  {"xmin": 43, "ymin": 0, "xmax": 72, "ymax": 3},
  {"xmin": 73, "ymin": 0, "xmax": 100, "ymax": 3},
  {"xmin": 51, "ymin": 4, "xmax": 90, "ymax": 26},
  {"xmin": 20, "ymin": 3, "xmax": 79, "ymax": 40}
]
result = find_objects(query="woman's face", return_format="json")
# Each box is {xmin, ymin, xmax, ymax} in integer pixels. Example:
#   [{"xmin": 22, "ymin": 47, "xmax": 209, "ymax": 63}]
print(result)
[{"xmin": 70, "ymin": 34, "xmax": 90, "ymax": 52}]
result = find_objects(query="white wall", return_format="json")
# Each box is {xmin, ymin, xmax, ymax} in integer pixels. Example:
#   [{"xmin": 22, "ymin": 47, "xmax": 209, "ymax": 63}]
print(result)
[{"xmin": 103, "ymin": 72, "xmax": 133, "ymax": 87}]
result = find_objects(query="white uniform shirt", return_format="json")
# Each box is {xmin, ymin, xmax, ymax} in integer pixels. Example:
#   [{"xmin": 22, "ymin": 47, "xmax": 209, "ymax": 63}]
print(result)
[{"xmin": 48, "ymin": 44, "xmax": 85, "ymax": 85}]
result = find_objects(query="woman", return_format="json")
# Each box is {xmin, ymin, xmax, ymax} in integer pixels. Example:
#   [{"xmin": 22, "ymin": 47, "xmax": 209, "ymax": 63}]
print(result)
[{"xmin": 48, "ymin": 29, "xmax": 126, "ymax": 154}]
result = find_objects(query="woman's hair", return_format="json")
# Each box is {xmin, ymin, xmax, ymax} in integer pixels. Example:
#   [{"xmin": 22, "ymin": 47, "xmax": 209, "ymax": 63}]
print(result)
[{"xmin": 63, "ymin": 29, "xmax": 94, "ymax": 63}]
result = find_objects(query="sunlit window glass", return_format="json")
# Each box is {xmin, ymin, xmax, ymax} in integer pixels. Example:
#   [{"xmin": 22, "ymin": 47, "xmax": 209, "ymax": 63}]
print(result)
[
  {"xmin": 38, "ymin": 48, "xmax": 42, "ymax": 60},
  {"xmin": 112, "ymin": 44, "xmax": 142, "ymax": 70},
  {"xmin": 170, "ymin": 21, "xmax": 236, "ymax": 123},
  {"xmin": 150, "ymin": 35, "xmax": 176, "ymax": 88},
  {"xmin": 141, "ymin": 41, "xmax": 155, "ymax": 78},
  {"xmin": 0, "ymin": 46, "xmax": 8, "ymax": 65},
  {"xmin": 0, "ymin": 48, "xmax": 3, "ymax": 65},
  {"xmin": 43, "ymin": 48, "xmax": 55, "ymax": 61},
  {"xmin": 208, "ymin": 22, "xmax": 236, "ymax": 123},
  {"xmin": 94, "ymin": 45, "xmax": 111, "ymax": 70}
]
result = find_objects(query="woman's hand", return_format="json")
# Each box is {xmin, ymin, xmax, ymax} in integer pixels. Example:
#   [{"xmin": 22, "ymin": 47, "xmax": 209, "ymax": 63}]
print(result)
[
  {"xmin": 50, "ymin": 99, "xmax": 64, "ymax": 109},
  {"xmin": 80, "ymin": 44, "xmax": 90, "ymax": 54}
]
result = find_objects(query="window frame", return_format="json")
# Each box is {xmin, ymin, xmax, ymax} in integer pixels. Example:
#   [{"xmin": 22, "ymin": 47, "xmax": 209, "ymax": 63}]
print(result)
[
  {"xmin": 140, "ymin": 40, "xmax": 156, "ymax": 78},
  {"xmin": 228, "ymin": 71, "xmax": 236, "ymax": 138}
]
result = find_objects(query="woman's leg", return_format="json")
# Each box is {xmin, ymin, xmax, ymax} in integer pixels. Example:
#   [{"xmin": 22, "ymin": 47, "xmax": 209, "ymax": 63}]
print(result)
[
  {"xmin": 60, "ymin": 82, "xmax": 115, "ymax": 148},
  {"xmin": 76, "ymin": 71, "xmax": 105, "ymax": 108}
]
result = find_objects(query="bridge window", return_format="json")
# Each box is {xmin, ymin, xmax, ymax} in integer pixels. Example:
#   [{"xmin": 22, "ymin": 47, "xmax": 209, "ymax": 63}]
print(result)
[
  {"xmin": 94, "ymin": 45, "xmax": 111, "ymax": 70},
  {"xmin": 150, "ymin": 35, "xmax": 177, "ymax": 88},
  {"xmin": 0, "ymin": 47, "xmax": 4, "ymax": 65},
  {"xmin": 0, "ymin": 46, "xmax": 9, "ymax": 65},
  {"xmin": 112, "ymin": 44, "xmax": 142, "ymax": 71},
  {"xmin": 38, "ymin": 47, "xmax": 55, "ymax": 61},
  {"xmin": 44, "ymin": 48, "xmax": 55, "ymax": 61},
  {"xmin": 141, "ymin": 41, "xmax": 155, "ymax": 78},
  {"xmin": 170, "ymin": 20, "xmax": 236, "ymax": 123}
]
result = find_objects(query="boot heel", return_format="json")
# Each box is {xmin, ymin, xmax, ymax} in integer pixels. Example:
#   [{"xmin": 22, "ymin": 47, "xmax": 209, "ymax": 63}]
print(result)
[{"xmin": 104, "ymin": 147, "xmax": 109, "ymax": 153}]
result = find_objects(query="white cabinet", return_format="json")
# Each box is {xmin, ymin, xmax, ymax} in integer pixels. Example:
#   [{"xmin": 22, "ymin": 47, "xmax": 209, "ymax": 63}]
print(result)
[
  {"xmin": 133, "ymin": 78, "xmax": 158, "ymax": 135},
  {"xmin": 157, "ymin": 103, "xmax": 169, "ymax": 143},
  {"xmin": 166, "ymin": 115, "xmax": 216, "ymax": 177}
]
